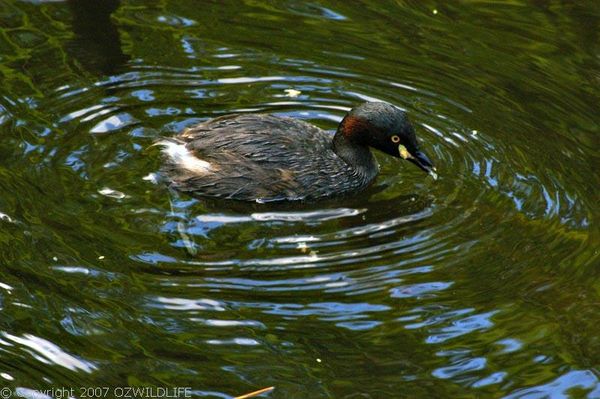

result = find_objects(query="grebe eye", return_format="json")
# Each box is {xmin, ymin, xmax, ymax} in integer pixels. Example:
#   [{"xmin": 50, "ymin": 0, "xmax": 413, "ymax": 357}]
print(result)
[{"xmin": 391, "ymin": 135, "xmax": 400, "ymax": 143}]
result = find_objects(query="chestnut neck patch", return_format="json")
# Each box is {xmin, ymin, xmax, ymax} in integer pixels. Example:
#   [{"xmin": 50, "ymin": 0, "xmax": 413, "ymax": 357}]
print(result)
[{"xmin": 340, "ymin": 115, "xmax": 373, "ymax": 143}]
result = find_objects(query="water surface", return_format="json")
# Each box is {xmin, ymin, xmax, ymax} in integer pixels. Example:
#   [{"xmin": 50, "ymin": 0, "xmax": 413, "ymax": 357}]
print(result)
[{"xmin": 0, "ymin": 1, "xmax": 598, "ymax": 398}]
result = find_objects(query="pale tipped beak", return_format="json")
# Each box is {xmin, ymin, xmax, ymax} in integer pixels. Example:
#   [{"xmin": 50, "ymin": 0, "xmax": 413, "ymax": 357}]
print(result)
[{"xmin": 400, "ymin": 145, "xmax": 437, "ymax": 180}]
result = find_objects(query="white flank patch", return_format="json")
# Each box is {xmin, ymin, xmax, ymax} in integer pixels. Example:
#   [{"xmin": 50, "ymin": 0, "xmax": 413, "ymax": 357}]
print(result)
[
  {"xmin": 156, "ymin": 140, "xmax": 212, "ymax": 174},
  {"xmin": 142, "ymin": 172, "xmax": 160, "ymax": 184}
]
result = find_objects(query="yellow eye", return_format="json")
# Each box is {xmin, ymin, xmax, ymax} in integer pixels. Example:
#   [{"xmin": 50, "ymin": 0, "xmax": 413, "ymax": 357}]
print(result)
[{"xmin": 391, "ymin": 135, "xmax": 400, "ymax": 143}]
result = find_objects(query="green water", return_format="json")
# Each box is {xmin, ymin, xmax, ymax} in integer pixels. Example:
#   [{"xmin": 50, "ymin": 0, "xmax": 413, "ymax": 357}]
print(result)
[{"xmin": 0, "ymin": 1, "xmax": 598, "ymax": 398}]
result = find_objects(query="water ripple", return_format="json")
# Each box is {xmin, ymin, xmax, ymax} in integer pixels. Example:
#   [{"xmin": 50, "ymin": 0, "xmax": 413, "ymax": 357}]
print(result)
[{"xmin": 0, "ymin": 1, "xmax": 597, "ymax": 397}]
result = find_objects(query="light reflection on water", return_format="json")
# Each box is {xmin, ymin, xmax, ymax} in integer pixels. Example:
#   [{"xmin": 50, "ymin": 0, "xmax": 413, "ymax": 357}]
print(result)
[{"xmin": 0, "ymin": 0, "xmax": 598, "ymax": 398}]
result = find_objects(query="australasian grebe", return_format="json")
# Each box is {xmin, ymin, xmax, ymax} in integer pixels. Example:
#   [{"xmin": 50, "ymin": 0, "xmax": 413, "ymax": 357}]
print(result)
[{"xmin": 157, "ymin": 102, "xmax": 437, "ymax": 202}]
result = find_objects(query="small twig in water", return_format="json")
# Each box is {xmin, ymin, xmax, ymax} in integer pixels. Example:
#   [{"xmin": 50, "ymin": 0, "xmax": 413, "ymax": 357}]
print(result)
[{"xmin": 234, "ymin": 386, "xmax": 274, "ymax": 399}]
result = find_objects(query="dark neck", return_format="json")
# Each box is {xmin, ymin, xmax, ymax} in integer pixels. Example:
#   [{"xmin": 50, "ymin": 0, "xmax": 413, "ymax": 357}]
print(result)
[{"xmin": 332, "ymin": 129, "xmax": 379, "ymax": 178}]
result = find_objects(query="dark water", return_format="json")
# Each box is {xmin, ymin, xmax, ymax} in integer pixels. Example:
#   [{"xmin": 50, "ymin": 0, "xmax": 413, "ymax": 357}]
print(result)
[{"xmin": 0, "ymin": 1, "xmax": 598, "ymax": 398}]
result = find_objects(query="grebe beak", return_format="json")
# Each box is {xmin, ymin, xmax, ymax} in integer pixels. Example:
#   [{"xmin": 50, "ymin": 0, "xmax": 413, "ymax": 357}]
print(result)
[{"xmin": 399, "ymin": 145, "xmax": 437, "ymax": 180}]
